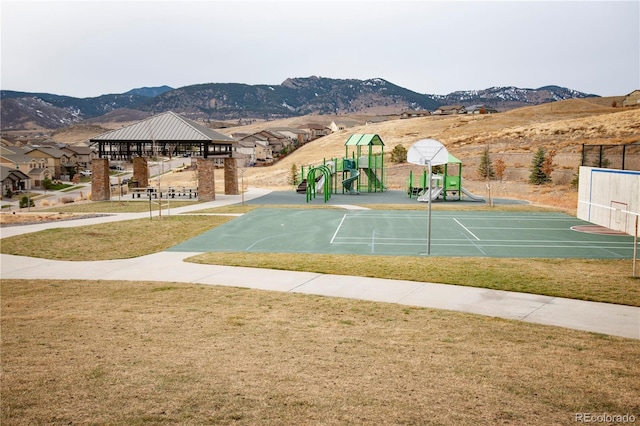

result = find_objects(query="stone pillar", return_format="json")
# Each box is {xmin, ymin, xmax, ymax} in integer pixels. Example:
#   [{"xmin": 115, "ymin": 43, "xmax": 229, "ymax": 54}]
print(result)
[
  {"xmin": 224, "ymin": 158, "xmax": 238, "ymax": 195},
  {"xmin": 91, "ymin": 158, "xmax": 110, "ymax": 201},
  {"xmin": 198, "ymin": 158, "xmax": 216, "ymax": 201},
  {"xmin": 133, "ymin": 157, "xmax": 149, "ymax": 188}
]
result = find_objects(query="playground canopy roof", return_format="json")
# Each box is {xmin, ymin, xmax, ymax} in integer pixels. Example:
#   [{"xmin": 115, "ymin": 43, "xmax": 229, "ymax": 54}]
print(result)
[
  {"xmin": 448, "ymin": 153, "xmax": 462, "ymax": 163},
  {"xmin": 345, "ymin": 134, "xmax": 385, "ymax": 146}
]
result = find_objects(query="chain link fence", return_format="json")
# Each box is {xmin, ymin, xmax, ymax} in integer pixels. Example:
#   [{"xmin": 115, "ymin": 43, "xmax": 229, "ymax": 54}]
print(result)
[{"xmin": 582, "ymin": 143, "xmax": 640, "ymax": 171}]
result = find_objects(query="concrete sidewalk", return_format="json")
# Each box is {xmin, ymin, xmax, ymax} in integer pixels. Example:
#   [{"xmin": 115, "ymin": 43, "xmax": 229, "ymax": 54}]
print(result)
[{"xmin": 1, "ymin": 188, "xmax": 639, "ymax": 340}]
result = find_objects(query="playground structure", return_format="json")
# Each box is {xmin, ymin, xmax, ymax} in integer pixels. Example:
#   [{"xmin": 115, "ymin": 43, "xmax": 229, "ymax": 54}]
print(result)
[
  {"xmin": 297, "ymin": 134, "xmax": 386, "ymax": 202},
  {"xmin": 406, "ymin": 149, "xmax": 484, "ymax": 203}
]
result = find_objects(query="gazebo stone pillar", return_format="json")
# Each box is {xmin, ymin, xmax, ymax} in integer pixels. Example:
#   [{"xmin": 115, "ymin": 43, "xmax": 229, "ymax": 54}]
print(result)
[
  {"xmin": 132, "ymin": 157, "xmax": 149, "ymax": 188},
  {"xmin": 224, "ymin": 158, "xmax": 238, "ymax": 195},
  {"xmin": 90, "ymin": 158, "xmax": 110, "ymax": 201},
  {"xmin": 198, "ymin": 158, "xmax": 216, "ymax": 201}
]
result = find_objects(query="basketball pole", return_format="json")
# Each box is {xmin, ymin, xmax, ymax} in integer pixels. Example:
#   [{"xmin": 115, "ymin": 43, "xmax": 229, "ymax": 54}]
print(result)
[
  {"xmin": 633, "ymin": 215, "xmax": 638, "ymax": 278},
  {"xmin": 427, "ymin": 159, "xmax": 432, "ymax": 255}
]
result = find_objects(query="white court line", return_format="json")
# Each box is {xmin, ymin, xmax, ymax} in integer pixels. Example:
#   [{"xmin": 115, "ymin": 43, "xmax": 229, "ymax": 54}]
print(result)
[
  {"xmin": 333, "ymin": 237, "xmax": 635, "ymax": 244},
  {"xmin": 330, "ymin": 241, "xmax": 636, "ymax": 250},
  {"xmin": 330, "ymin": 214, "xmax": 348, "ymax": 244},
  {"xmin": 453, "ymin": 218, "xmax": 480, "ymax": 241},
  {"xmin": 344, "ymin": 213, "xmax": 579, "ymax": 221}
]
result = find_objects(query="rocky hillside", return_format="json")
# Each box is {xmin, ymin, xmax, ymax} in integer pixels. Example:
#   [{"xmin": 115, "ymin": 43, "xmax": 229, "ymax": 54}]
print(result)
[{"xmin": 1, "ymin": 77, "xmax": 598, "ymax": 130}]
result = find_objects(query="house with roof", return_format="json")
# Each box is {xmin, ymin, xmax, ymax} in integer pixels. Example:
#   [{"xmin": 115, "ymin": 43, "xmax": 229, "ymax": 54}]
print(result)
[
  {"xmin": 466, "ymin": 105, "xmax": 499, "ymax": 114},
  {"xmin": 63, "ymin": 144, "xmax": 98, "ymax": 171},
  {"xmin": 622, "ymin": 90, "xmax": 640, "ymax": 107},
  {"xmin": 0, "ymin": 144, "xmax": 53, "ymax": 189},
  {"xmin": 25, "ymin": 146, "xmax": 73, "ymax": 179},
  {"xmin": 237, "ymin": 134, "xmax": 275, "ymax": 165},
  {"xmin": 329, "ymin": 118, "xmax": 362, "ymax": 132},
  {"xmin": 268, "ymin": 127, "xmax": 311, "ymax": 145},
  {"xmin": 400, "ymin": 110, "xmax": 431, "ymax": 119},
  {"xmin": 1, "ymin": 166, "xmax": 31, "ymax": 196},
  {"xmin": 238, "ymin": 130, "xmax": 292, "ymax": 158},
  {"xmin": 298, "ymin": 123, "xmax": 331, "ymax": 140},
  {"xmin": 433, "ymin": 105, "xmax": 467, "ymax": 115}
]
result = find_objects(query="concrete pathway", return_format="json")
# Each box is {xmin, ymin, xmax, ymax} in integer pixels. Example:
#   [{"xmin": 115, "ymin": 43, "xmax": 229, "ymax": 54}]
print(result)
[{"xmin": 1, "ymin": 188, "xmax": 638, "ymax": 340}]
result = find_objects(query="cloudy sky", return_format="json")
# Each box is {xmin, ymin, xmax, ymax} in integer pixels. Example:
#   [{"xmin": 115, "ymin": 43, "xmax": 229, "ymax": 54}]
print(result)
[{"xmin": 2, "ymin": 0, "xmax": 638, "ymax": 98}]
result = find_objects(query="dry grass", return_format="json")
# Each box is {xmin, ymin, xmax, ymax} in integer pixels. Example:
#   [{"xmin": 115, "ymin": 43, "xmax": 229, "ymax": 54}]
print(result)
[
  {"xmin": 0, "ymin": 216, "xmax": 234, "ymax": 260},
  {"xmin": 189, "ymin": 253, "xmax": 640, "ymax": 307},
  {"xmin": 219, "ymin": 100, "xmax": 640, "ymax": 196},
  {"xmin": 2, "ymin": 279, "xmax": 639, "ymax": 425},
  {"xmin": 1, "ymin": 213, "xmax": 637, "ymax": 305},
  {"xmin": 2, "ymin": 102, "xmax": 640, "ymax": 424}
]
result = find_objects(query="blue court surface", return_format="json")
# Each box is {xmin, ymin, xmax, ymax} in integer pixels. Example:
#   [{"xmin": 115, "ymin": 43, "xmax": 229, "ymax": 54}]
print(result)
[{"xmin": 169, "ymin": 208, "xmax": 639, "ymax": 259}]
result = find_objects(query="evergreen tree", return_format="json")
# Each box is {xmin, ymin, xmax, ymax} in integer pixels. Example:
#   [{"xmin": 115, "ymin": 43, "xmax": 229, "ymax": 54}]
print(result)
[
  {"xmin": 529, "ymin": 147, "xmax": 551, "ymax": 184},
  {"xmin": 477, "ymin": 146, "xmax": 495, "ymax": 179},
  {"xmin": 288, "ymin": 163, "xmax": 299, "ymax": 187}
]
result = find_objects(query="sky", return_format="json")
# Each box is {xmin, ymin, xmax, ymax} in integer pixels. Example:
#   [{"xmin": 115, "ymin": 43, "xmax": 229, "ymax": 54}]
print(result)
[{"xmin": 1, "ymin": 0, "xmax": 639, "ymax": 98}]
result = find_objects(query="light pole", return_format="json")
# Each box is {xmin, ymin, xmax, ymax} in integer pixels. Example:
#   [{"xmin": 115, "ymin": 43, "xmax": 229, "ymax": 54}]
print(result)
[{"xmin": 241, "ymin": 167, "xmax": 245, "ymax": 206}]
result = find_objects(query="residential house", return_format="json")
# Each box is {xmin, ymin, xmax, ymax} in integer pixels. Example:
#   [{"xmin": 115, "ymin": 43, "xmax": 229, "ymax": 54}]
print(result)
[
  {"xmin": 63, "ymin": 144, "xmax": 98, "ymax": 171},
  {"xmin": 0, "ymin": 144, "xmax": 53, "ymax": 190},
  {"xmin": 240, "ymin": 130, "xmax": 292, "ymax": 157},
  {"xmin": 365, "ymin": 115, "xmax": 398, "ymax": 125},
  {"xmin": 400, "ymin": 110, "xmax": 431, "ymax": 119},
  {"xmin": 466, "ymin": 105, "xmax": 499, "ymax": 114},
  {"xmin": 1, "ymin": 166, "xmax": 30, "ymax": 196},
  {"xmin": 268, "ymin": 127, "xmax": 311, "ymax": 145},
  {"xmin": 235, "ymin": 140, "xmax": 258, "ymax": 167},
  {"xmin": 26, "ymin": 146, "xmax": 73, "ymax": 178},
  {"xmin": 253, "ymin": 140, "xmax": 273, "ymax": 165},
  {"xmin": 433, "ymin": 105, "xmax": 467, "ymax": 115},
  {"xmin": 329, "ymin": 118, "xmax": 361, "ymax": 132},
  {"xmin": 236, "ymin": 136, "xmax": 274, "ymax": 166},
  {"xmin": 298, "ymin": 123, "xmax": 331, "ymax": 140},
  {"xmin": 622, "ymin": 90, "xmax": 640, "ymax": 107}
]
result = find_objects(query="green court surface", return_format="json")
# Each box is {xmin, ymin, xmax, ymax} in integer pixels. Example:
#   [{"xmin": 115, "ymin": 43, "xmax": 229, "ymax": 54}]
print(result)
[{"xmin": 169, "ymin": 209, "xmax": 638, "ymax": 259}]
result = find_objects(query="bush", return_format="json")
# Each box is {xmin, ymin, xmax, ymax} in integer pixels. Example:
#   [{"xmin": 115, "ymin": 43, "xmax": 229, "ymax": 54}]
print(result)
[
  {"xmin": 390, "ymin": 145, "xmax": 407, "ymax": 163},
  {"xmin": 19, "ymin": 196, "xmax": 35, "ymax": 208}
]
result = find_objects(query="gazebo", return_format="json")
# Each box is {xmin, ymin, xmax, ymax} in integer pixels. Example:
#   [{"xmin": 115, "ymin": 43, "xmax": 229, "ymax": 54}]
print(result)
[{"xmin": 89, "ymin": 111, "xmax": 236, "ymax": 164}]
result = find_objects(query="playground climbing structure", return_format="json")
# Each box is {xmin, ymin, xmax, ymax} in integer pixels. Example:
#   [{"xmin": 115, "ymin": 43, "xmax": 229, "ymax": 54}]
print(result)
[{"xmin": 297, "ymin": 134, "xmax": 387, "ymax": 202}]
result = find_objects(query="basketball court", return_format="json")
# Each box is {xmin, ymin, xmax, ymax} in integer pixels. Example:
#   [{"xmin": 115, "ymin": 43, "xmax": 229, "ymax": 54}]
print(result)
[{"xmin": 169, "ymin": 208, "xmax": 638, "ymax": 259}]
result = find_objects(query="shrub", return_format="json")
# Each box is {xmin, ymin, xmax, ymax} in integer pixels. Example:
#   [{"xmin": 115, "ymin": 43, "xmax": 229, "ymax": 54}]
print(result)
[
  {"xmin": 390, "ymin": 145, "xmax": 407, "ymax": 163},
  {"xmin": 19, "ymin": 196, "xmax": 35, "ymax": 208},
  {"xmin": 494, "ymin": 159, "xmax": 506, "ymax": 182}
]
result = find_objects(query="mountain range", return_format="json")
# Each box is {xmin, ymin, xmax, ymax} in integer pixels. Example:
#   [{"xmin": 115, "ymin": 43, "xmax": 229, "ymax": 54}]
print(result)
[{"xmin": 0, "ymin": 76, "xmax": 598, "ymax": 130}]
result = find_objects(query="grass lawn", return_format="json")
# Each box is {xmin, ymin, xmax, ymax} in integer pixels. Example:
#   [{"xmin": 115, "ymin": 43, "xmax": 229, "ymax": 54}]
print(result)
[
  {"xmin": 39, "ymin": 200, "xmax": 201, "ymax": 213},
  {"xmin": 2, "ymin": 203, "xmax": 639, "ymax": 425},
  {"xmin": 2, "ymin": 279, "xmax": 639, "ymax": 425},
  {"xmin": 1, "ymin": 205, "xmax": 638, "ymax": 306}
]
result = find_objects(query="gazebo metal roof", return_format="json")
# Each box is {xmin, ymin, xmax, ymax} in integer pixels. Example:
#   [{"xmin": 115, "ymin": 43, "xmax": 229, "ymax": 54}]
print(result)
[{"xmin": 90, "ymin": 111, "xmax": 235, "ymax": 143}]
